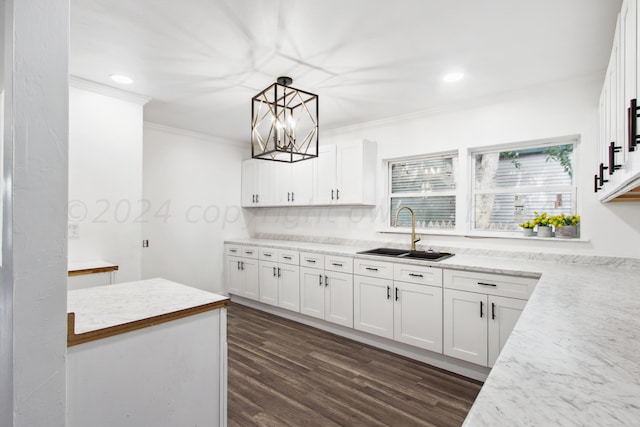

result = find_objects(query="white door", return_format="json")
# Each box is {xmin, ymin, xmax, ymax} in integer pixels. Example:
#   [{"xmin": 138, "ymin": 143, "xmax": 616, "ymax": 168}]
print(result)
[
  {"xmin": 256, "ymin": 160, "xmax": 277, "ymax": 206},
  {"xmin": 226, "ymin": 256, "xmax": 243, "ymax": 295},
  {"xmin": 292, "ymin": 159, "xmax": 314, "ymax": 205},
  {"xmin": 274, "ymin": 163, "xmax": 293, "ymax": 205},
  {"xmin": 394, "ymin": 282, "xmax": 442, "ymax": 353},
  {"xmin": 258, "ymin": 260, "xmax": 278, "ymax": 306},
  {"xmin": 336, "ymin": 141, "xmax": 363, "ymax": 204},
  {"xmin": 240, "ymin": 160, "xmax": 258, "ymax": 207},
  {"xmin": 313, "ymin": 144, "xmax": 337, "ymax": 204},
  {"xmin": 487, "ymin": 295, "xmax": 526, "ymax": 367},
  {"xmin": 242, "ymin": 258, "xmax": 260, "ymax": 301},
  {"xmin": 278, "ymin": 264, "xmax": 300, "ymax": 312},
  {"xmin": 443, "ymin": 289, "xmax": 488, "ymax": 366},
  {"xmin": 353, "ymin": 275, "xmax": 394, "ymax": 339},
  {"xmin": 300, "ymin": 267, "xmax": 325, "ymax": 320},
  {"xmin": 324, "ymin": 271, "xmax": 353, "ymax": 328}
]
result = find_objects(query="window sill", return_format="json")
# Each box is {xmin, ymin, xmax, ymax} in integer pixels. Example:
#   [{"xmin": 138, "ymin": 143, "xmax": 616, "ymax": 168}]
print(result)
[{"xmin": 378, "ymin": 228, "xmax": 589, "ymax": 242}]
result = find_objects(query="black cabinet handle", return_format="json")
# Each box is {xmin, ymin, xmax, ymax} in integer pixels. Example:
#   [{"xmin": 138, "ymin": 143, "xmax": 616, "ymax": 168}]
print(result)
[
  {"xmin": 608, "ymin": 142, "xmax": 622, "ymax": 175},
  {"xmin": 292, "ymin": 192, "xmax": 295, "ymax": 202},
  {"xmin": 245, "ymin": 250, "xmax": 253, "ymax": 255},
  {"xmin": 331, "ymin": 262, "xmax": 343, "ymax": 267},
  {"xmin": 387, "ymin": 285, "xmax": 391, "ymax": 300},
  {"xmin": 477, "ymin": 282, "xmax": 497, "ymax": 287},
  {"xmin": 319, "ymin": 274, "xmax": 323, "ymax": 286},
  {"xmin": 278, "ymin": 267, "xmax": 281, "ymax": 278},
  {"xmin": 395, "ymin": 287, "xmax": 399, "ymax": 301},
  {"xmin": 491, "ymin": 302, "xmax": 496, "ymax": 320},
  {"xmin": 365, "ymin": 267, "xmax": 378, "ymax": 271},
  {"xmin": 409, "ymin": 273, "xmax": 423, "ymax": 278},
  {"xmin": 325, "ymin": 275, "xmax": 329, "ymax": 287},
  {"xmin": 331, "ymin": 189, "xmax": 334, "ymax": 200},
  {"xmin": 252, "ymin": 194, "xmax": 255, "ymax": 203},
  {"xmin": 287, "ymin": 192, "xmax": 291, "ymax": 202},
  {"xmin": 256, "ymin": 194, "xmax": 259, "ymax": 203},
  {"xmin": 336, "ymin": 189, "xmax": 340, "ymax": 200},
  {"xmin": 273, "ymin": 267, "xmax": 276, "ymax": 277},
  {"xmin": 283, "ymin": 256, "xmax": 292, "ymax": 260},
  {"xmin": 306, "ymin": 259, "xmax": 316, "ymax": 264},
  {"xmin": 594, "ymin": 174, "xmax": 601, "ymax": 193},
  {"xmin": 599, "ymin": 163, "xmax": 609, "ymax": 186},
  {"xmin": 629, "ymin": 98, "xmax": 638, "ymax": 152},
  {"xmin": 480, "ymin": 300, "xmax": 483, "ymax": 318},
  {"xmin": 264, "ymin": 253, "xmax": 272, "ymax": 257},
  {"xmin": 230, "ymin": 249, "xmax": 237, "ymax": 253},
  {"xmin": 240, "ymin": 261, "xmax": 244, "ymax": 271},
  {"xmin": 237, "ymin": 261, "xmax": 240, "ymax": 270}
]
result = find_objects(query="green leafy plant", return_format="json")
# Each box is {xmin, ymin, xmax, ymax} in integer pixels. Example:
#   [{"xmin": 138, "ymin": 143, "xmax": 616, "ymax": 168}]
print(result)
[
  {"xmin": 500, "ymin": 150, "xmax": 521, "ymax": 169},
  {"xmin": 542, "ymin": 145, "xmax": 573, "ymax": 178},
  {"xmin": 532, "ymin": 211, "xmax": 551, "ymax": 227}
]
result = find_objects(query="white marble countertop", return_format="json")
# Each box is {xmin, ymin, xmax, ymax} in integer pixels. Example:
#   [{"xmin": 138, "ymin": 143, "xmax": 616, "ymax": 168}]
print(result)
[
  {"xmin": 225, "ymin": 237, "xmax": 640, "ymax": 425},
  {"xmin": 68, "ymin": 278, "xmax": 229, "ymax": 334}
]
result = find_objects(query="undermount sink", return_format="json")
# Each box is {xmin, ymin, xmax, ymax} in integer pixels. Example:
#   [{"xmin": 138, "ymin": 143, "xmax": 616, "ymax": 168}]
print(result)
[{"xmin": 357, "ymin": 248, "xmax": 454, "ymax": 262}]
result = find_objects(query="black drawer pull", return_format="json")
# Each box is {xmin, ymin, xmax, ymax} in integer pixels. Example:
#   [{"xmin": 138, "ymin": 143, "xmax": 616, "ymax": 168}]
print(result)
[
  {"xmin": 325, "ymin": 275, "xmax": 329, "ymax": 287},
  {"xmin": 408, "ymin": 273, "xmax": 423, "ymax": 278},
  {"xmin": 245, "ymin": 251, "xmax": 253, "ymax": 255},
  {"xmin": 264, "ymin": 253, "xmax": 272, "ymax": 257},
  {"xmin": 477, "ymin": 282, "xmax": 497, "ymax": 287},
  {"xmin": 278, "ymin": 267, "xmax": 281, "ymax": 278},
  {"xmin": 395, "ymin": 287, "xmax": 399, "ymax": 301},
  {"xmin": 273, "ymin": 267, "xmax": 276, "ymax": 277},
  {"xmin": 306, "ymin": 259, "xmax": 316, "ymax": 263},
  {"xmin": 283, "ymin": 256, "xmax": 292, "ymax": 260},
  {"xmin": 319, "ymin": 275, "xmax": 323, "ymax": 286},
  {"xmin": 480, "ymin": 300, "xmax": 483, "ymax": 318},
  {"xmin": 229, "ymin": 249, "xmax": 237, "ymax": 253},
  {"xmin": 365, "ymin": 267, "xmax": 379, "ymax": 271},
  {"xmin": 491, "ymin": 302, "xmax": 496, "ymax": 320},
  {"xmin": 387, "ymin": 285, "xmax": 390, "ymax": 299},
  {"xmin": 331, "ymin": 262, "xmax": 343, "ymax": 267}
]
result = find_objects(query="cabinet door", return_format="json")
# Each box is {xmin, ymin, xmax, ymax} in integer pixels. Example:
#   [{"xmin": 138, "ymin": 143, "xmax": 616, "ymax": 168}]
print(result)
[
  {"xmin": 394, "ymin": 282, "xmax": 442, "ymax": 353},
  {"xmin": 443, "ymin": 289, "xmax": 487, "ymax": 366},
  {"xmin": 256, "ymin": 161, "xmax": 277, "ymax": 206},
  {"xmin": 324, "ymin": 271, "xmax": 353, "ymax": 328},
  {"xmin": 278, "ymin": 264, "xmax": 300, "ymax": 312},
  {"xmin": 336, "ymin": 141, "xmax": 363, "ymax": 204},
  {"xmin": 226, "ymin": 256, "xmax": 243, "ymax": 295},
  {"xmin": 314, "ymin": 144, "xmax": 337, "ymax": 205},
  {"xmin": 487, "ymin": 296, "xmax": 526, "ymax": 368},
  {"xmin": 353, "ymin": 275, "xmax": 394, "ymax": 339},
  {"xmin": 292, "ymin": 159, "xmax": 314, "ymax": 205},
  {"xmin": 300, "ymin": 267, "xmax": 325, "ymax": 320},
  {"xmin": 274, "ymin": 163, "xmax": 293, "ymax": 205},
  {"xmin": 622, "ymin": 0, "xmax": 637, "ymax": 156},
  {"xmin": 242, "ymin": 258, "xmax": 260, "ymax": 301},
  {"xmin": 258, "ymin": 260, "xmax": 279, "ymax": 306},
  {"xmin": 241, "ymin": 160, "xmax": 258, "ymax": 207}
]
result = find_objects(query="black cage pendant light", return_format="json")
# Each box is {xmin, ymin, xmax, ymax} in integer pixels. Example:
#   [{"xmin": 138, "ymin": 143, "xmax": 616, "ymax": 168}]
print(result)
[{"xmin": 251, "ymin": 76, "xmax": 319, "ymax": 162}]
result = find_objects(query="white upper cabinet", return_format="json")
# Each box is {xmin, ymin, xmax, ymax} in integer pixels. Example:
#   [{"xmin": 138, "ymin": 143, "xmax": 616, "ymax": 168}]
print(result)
[
  {"xmin": 597, "ymin": 0, "xmax": 640, "ymax": 202},
  {"xmin": 241, "ymin": 139, "xmax": 377, "ymax": 207},
  {"xmin": 314, "ymin": 140, "xmax": 377, "ymax": 206}
]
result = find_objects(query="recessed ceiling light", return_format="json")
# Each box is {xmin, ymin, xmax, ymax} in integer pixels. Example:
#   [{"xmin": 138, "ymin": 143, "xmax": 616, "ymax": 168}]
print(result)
[
  {"xmin": 110, "ymin": 74, "xmax": 134, "ymax": 85},
  {"xmin": 443, "ymin": 72, "xmax": 464, "ymax": 83}
]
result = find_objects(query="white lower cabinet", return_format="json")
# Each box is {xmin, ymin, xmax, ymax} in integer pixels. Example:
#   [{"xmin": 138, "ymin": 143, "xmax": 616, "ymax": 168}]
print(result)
[
  {"xmin": 354, "ymin": 261, "xmax": 443, "ymax": 352},
  {"xmin": 443, "ymin": 269, "xmax": 534, "ymax": 367},
  {"xmin": 353, "ymin": 275, "xmax": 394, "ymax": 339},
  {"xmin": 278, "ymin": 263, "xmax": 301, "ymax": 312},
  {"xmin": 225, "ymin": 255, "xmax": 259, "ymax": 301},
  {"xmin": 394, "ymin": 281, "xmax": 442, "ymax": 353},
  {"xmin": 300, "ymin": 252, "xmax": 354, "ymax": 327},
  {"xmin": 258, "ymin": 260, "xmax": 279, "ymax": 306},
  {"xmin": 257, "ymin": 247, "xmax": 301, "ymax": 311}
]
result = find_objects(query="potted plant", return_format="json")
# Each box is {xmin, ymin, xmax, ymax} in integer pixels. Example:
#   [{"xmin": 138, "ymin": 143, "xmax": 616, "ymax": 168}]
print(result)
[
  {"xmin": 549, "ymin": 214, "xmax": 580, "ymax": 239},
  {"xmin": 518, "ymin": 220, "xmax": 535, "ymax": 237},
  {"xmin": 532, "ymin": 211, "xmax": 552, "ymax": 237}
]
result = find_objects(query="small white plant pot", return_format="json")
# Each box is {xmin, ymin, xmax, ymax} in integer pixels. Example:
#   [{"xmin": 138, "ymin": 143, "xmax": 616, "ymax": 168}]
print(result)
[
  {"xmin": 537, "ymin": 226, "xmax": 552, "ymax": 238},
  {"xmin": 555, "ymin": 225, "xmax": 577, "ymax": 239},
  {"xmin": 523, "ymin": 228, "xmax": 534, "ymax": 237}
]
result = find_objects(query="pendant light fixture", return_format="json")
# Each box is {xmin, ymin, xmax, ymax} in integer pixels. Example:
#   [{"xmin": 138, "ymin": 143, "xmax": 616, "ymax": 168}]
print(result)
[{"xmin": 251, "ymin": 76, "xmax": 319, "ymax": 162}]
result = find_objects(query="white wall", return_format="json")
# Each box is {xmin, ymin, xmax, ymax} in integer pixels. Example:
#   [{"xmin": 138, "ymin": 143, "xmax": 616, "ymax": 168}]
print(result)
[
  {"xmin": 1, "ymin": 0, "xmax": 69, "ymax": 425},
  {"xmin": 250, "ymin": 74, "xmax": 640, "ymax": 259},
  {"xmin": 68, "ymin": 81, "xmax": 148, "ymax": 283},
  {"xmin": 142, "ymin": 124, "xmax": 250, "ymax": 293}
]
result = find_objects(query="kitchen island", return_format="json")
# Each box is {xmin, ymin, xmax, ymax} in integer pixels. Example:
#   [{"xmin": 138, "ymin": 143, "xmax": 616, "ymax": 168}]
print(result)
[{"xmin": 67, "ymin": 278, "xmax": 230, "ymax": 427}]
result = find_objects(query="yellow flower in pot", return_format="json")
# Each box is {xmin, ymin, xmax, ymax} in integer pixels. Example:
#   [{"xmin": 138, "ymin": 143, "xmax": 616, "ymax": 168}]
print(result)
[
  {"xmin": 549, "ymin": 214, "xmax": 580, "ymax": 239},
  {"xmin": 532, "ymin": 211, "xmax": 552, "ymax": 237}
]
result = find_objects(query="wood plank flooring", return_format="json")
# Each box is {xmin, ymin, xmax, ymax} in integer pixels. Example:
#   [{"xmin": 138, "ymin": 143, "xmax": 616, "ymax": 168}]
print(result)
[{"xmin": 227, "ymin": 303, "xmax": 482, "ymax": 427}]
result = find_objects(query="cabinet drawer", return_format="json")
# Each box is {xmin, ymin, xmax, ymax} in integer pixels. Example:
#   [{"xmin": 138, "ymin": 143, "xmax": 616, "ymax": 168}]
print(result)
[
  {"xmin": 259, "ymin": 248, "xmax": 277, "ymax": 261},
  {"xmin": 278, "ymin": 249, "xmax": 300, "ymax": 265},
  {"xmin": 241, "ymin": 247, "xmax": 259, "ymax": 259},
  {"xmin": 354, "ymin": 258, "xmax": 394, "ymax": 280},
  {"xmin": 325, "ymin": 255, "xmax": 353, "ymax": 273},
  {"xmin": 443, "ymin": 269, "xmax": 537, "ymax": 300},
  {"xmin": 394, "ymin": 264, "xmax": 442, "ymax": 287},
  {"xmin": 225, "ymin": 245, "xmax": 242, "ymax": 256},
  {"xmin": 300, "ymin": 252, "xmax": 325, "ymax": 268}
]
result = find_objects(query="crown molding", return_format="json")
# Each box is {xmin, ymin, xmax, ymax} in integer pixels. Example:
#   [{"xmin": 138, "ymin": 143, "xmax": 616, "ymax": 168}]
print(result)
[{"xmin": 69, "ymin": 75, "xmax": 151, "ymax": 105}]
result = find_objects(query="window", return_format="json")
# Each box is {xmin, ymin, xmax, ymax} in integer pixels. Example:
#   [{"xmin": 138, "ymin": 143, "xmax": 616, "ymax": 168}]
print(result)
[
  {"xmin": 388, "ymin": 153, "xmax": 457, "ymax": 230},
  {"xmin": 471, "ymin": 138, "xmax": 576, "ymax": 232}
]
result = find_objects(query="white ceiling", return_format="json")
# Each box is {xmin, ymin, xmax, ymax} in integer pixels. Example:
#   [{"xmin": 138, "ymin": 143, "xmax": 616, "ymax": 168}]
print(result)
[{"xmin": 71, "ymin": 0, "xmax": 622, "ymax": 143}]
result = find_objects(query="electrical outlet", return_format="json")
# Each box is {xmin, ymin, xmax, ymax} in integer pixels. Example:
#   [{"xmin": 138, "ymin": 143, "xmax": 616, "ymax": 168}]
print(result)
[{"xmin": 68, "ymin": 223, "xmax": 80, "ymax": 240}]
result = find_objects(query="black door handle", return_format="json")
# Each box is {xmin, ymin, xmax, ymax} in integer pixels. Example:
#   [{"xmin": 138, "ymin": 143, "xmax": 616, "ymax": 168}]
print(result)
[
  {"xmin": 278, "ymin": 267, "xmax": 281, "ymax": 278},
  {"xmin": 325, "ymin": 275, "xmax": 329, "ymax": 287},
  {"xmin": 491, "ymin": 302, "xmax": 496, "ymax": 320},
  {"xmin": 480, "ymin": 300, "xmax": 483, "ymax": 318},
  {"xmin": 273, "ymin": 266, "xmax": 276, "ymax": 277},
  {"xmin": 395, "ymin": 287, "xmax": 399, "ymax": 301},
  {"xmin": 387, "ymin": 285, "xmax": 390, "ymax": 300}
]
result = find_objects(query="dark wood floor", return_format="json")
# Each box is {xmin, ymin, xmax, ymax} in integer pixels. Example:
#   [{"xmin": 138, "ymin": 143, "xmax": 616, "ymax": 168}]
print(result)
[{"xmin": 227, "ymin": 303, "xmax": 482, "ymax": 427}]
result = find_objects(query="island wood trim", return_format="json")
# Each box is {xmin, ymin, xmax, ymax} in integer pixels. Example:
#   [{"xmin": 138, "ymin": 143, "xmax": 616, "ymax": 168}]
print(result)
[
  {"xmin": 67, "ymin": 298, "xmax": 231, "ymax": 347},
  {"xmin": 68, "ymin": 265, "xmax": 119, "ymax": 277},
  {"xmin": 610, "ymin": 185, "xmax": 640, "ymax": 202}
]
